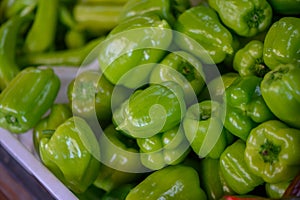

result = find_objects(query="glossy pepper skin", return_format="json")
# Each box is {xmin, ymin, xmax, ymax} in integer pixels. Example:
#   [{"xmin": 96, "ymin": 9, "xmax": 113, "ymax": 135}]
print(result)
[
  {"xmin": 0, "ymin": 13, "xmax": 32, "ymax": 90},
  {"xmin": 39, "ymin": 116, "xmax": 101, "ymax": 194},
  {"xmin": 199, "ymin": 158, "xmax": 235, "ymax": 200},
  {"xmin": 261, "ymin": 64, "xmax": 300, "ymax": 129},
  {"xmin": 220, "ymin": 139, "xmax": 264, "ymax": 194},
  {"xmin": 244, "ymin": 120, "xmax": 300, "ymax": 184},
  {"xmin": 23, "ymin": 0, "xmax": 58, "ymax": 53},
  {"xmin": 183, "ymin": 100, "xmax": 228, "ymax": 159},
  {"xmin": 0, "ymin": 67, "xmax": 60, "ymax": 133},
  {"xmin": 113, "ymin": 81, "xmax": 186, "ymax": 138},
  {"xmin": 94, "ymin": 124, "xmax": 144, "ymax": 192},
  {"xmin": 208, "ymin": 0, "xmax": 273, "ymax": 37},
  {"xmin": 150, "ymin": 51, "xmax": 205, "ymax": 105},
  {"xmin": 263, "ymin": 17, "xmax": 300, "ymax": 70},
  {"xmin": 267, "ymin": 0, "xmax": 300, "ymax": 15},
  {"xmin": 224, "ymin": 75, "xmax": 274, "ymax": 141},
  {"xmin": 233, "ymin": 40, "xmax": 270, "ymax": 77},
  {"xmin": 125, "ymin": 165, "xmax": 207, "ymax": 200},
  {"xmin": 174, "ymin": 5, "xmax": 234, "ymax": 64},
  {"xmin": 265, "ymin": 181, "xmax": 290, "ymax": 199},
  {"xmin": 98, "ymin": 14, "xmax": 172, "ymax": 88},
  {"xmin": 33, "ymin": 103, "xmax": 72, "ymax": 153},
  {"xmin": 137, "ymin": 125, "xmax": 190, "ymax": 170},
  {"xmin": 119, "ymin": 0, "xmax": 176, "ymax": 26},
  {"xmin": 67, "ymin": 70, "xmax": 114, "ymax": 124}
]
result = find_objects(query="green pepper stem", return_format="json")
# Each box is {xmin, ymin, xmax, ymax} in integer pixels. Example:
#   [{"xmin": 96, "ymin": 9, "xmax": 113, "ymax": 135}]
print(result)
[{"xmin": 259, "ymin": 140, "xmax": 281, "ymax": 164}]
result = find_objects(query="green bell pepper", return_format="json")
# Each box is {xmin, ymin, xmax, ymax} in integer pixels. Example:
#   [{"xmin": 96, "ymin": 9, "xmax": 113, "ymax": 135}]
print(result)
[
  {"xmin": 224, "ymin": 75, "xmax": 275, "ymax": 141},
  {"xmin": 67, "ymin": 70, "xmax": 114, "ymax": 125},
  {"xmin": 233, "ymin": 40, "xmax": 270, "ymax": 77},
  {"xmin": 137, "ymin": 125, "xmax": 190, "ymax": 170},
  {"xmin": 198, "ymin": 72, "xmax": 239, "ymax": 103},
  {"xmin": 208, "ymin": 0, "xmax": 273, "ymax": 37},
  {"xmin": 199, "ymin": 157, "xmax": 235, "ymax": 200},
  {"xmin": 244, "ymin": 120, "xmax": 300, "ymax": 184},
  {"xmin": 0, "ymin": 13, "xmax": 32, "ymax": 91},
  {"xmin": 33, "ymin": 103, "xmax": 72, "ymax": 153},
  {"xmin": 94, "ymin": 124, "xmax": 144, "ymax": 191},
  {"xmin": 263, "ymin": 17, "xmax": 300, "ymax": 70},
  {"xmin": 98, "ymin": 14, "xmax": 172, "ymax": 89},
  {"xmin": 125, "ymin": 165, "xmax": 207, "ymax": 200},
  {"xmin": 174, "ymin": 5, "xmax": 234, "ymax": 64},
  {"xmin": 0, "ymin": 67, "xmax": 60, "ymax": 133},
  {"xmin": 113, "ymin": 81, "xmax": 186, "ymax": 138},
  {"xmin": 183, "ymin": 100, "xmax": 228, "ymax": 159},
  {"xmin": 261, "ymin": 63, "xmax": 300, "ymax": 129},
  {"xmin": 267, "ymin": 0, "xmax": 300, "ymax": 15},
  {"xmin": 265, "ymin": 181, "xmax": 290, "ymax": 199},
  {"xmin": 119, "ymin": 0, "xmax": 176, "ymax": 26},
  {"xmin": 149, "ymin": 51, "xmax": 205, "ymax": 105},
  {"xmin": 220, "ymin": 139, "xmax": 264, "ymax": 195},
  {"xmin": 23, "ymin": 0, "xmax": 58, "ymax": 53},
  {"xmin": 39, "ymin": 116, "xmax": 101, "ymax": 194}
]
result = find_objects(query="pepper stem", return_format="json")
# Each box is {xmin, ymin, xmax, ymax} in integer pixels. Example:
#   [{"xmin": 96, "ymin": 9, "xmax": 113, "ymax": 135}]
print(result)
[{"xmin": 259, "ymin": 140, "xmax": 281, "ymax": 164}]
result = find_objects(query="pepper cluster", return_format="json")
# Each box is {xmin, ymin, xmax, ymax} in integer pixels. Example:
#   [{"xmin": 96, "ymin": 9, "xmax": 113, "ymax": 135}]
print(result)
[{"xmin": 0, "ymin": 0, "xmax": 300, "ymax": 199}]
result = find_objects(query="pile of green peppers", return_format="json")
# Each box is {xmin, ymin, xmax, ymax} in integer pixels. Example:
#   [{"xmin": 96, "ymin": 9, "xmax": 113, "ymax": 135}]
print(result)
[{"xmin": 0, "ymin": 0, "xmax": 300, "ymax": 199}]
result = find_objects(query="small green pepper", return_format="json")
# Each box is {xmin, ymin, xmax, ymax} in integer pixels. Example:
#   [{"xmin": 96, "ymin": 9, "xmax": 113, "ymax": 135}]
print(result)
[
  {"xmin": 98, "ymin": 14, "xmax": 172, "ymax": 88},
  {"xmin": 208, "ymin": 0, "xmax": 273, "ymax": 37},
  {"xmin": 265, "ymin": 181, "xmax": 290, "ymax": 199},
  {"xmin": 263, "ymin": 17, "xmax": 300, "ymax": 70},
  {"xmin": 113, "ymin": 81, "xmax": 186, "ymax": 138},
  {"xmin": 67, "ymin": 70, "xmax": 114, "ymax": 124},
  {"xmin": 244, "ymin": 120, "xmax": 300, "ymax": 184},
  {"xmin": 137, "ymin": 125, "xmax": 190, "ymax": 170},
  {"xmin": 33, "ymin": 103, "xmax": 72, "ymax": 153},
  {"xmin": 94, "ymin": 124, "xmax": 144, "ymax": 191},
  {"xmin": 149, "ymin": 51, "xmax": 205, "ymax": 105},
  {"xmin": 261, "ymin": 63, "xmax": 300, "ymax": 129},
  {"xmin": 174, "ymin": 5, "xmax": 234, "ymax": 64},
  {"xmin": 233, "ymin": 40, "xmax": 270, "ymax": 77},
  {"xmin": 224, "ymin": 76, "xmax": 275, "ymax": 141},
  {"xmin": 39, "ymin": 116, "xmax": 101, "ymax": 194},
  {"xmin": 125, "ymin": 165, "xmax": 207, "ymax": 200},
  {"xmin": 0, "ymin": 67, "xmax": 60, "ymax": 133},
  {"xmin": 220, "ymin": 139, "xmax": 264, "ymax": 194},
  {"xmin": 183, "ymin": 100, "xmax": 228, "ymax": 159}
]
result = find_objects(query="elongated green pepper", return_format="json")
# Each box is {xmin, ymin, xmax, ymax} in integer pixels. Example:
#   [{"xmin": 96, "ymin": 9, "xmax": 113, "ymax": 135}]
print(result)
[
  {"xmin": 126, "ymin": 165, "xmax": 207, "ymax": 200},
  {"xmin": 94, "ymin": 124, "xmax": 144, "ymax": 191},
  {"xmin": 18, "ymin": 36, "xmax": 105, "ymax": 67},
  {"xmin": 0, "ymin": 13, "xmax": 32, "ymax": 90},
  {"xmin": 224, "ymin": 76, "xmax": 274, "ymax": 141},
  {"xmin": 137, "ymin": 125, "xmax": 190, "ymax": 170},
  {"xmin": 183, "ymin": 100, "xmax": 228, "ymax": 159},
  {"xmin": 0, "ymin": 67, "xmax": 60, "ymax": 133},
  {"xmin": 24, "ymin": 0, "xmax": 58, "ymax": 53},
  {"xmin": 244, "ymin": 120, "xmax": 300, "ymax": 184},
  {"xmin": 261, "ymin": 63, "xmax": 300, "ymax": 129},
  {"xmin": 33, "ymin": 103, "xmax": 72, "ymax": 153},
  {"xmin": 208, "ymin": 0, "xmax": 273, "ymax": 37},
  {"xmin": 220, "ymin": 139, "xmax": 264, "ymax": 194},
  {"xmin": 233, "ymin": 40, "xmax": 270, "ymax": 77},
  {"xmin": 98, "ymin": 14, "xmax": 172, "ymax": 88},
  {"xmin": 149, "ymin": 51, "xmax": 205, "ymax": 105},
  {"xmin": 39, "ymin": 116, "xmax": 101, "ymax": 194},
  {"xmin": 263, "ymin": 17, "xmax": 300, "ymax": 70},
  {"xmin": 174, "ymin": 5, "xmax": 234, "ymax": 64},
  {"xmin": 113, "ymin": 81, "xmax": 186, "ymax": 138}
]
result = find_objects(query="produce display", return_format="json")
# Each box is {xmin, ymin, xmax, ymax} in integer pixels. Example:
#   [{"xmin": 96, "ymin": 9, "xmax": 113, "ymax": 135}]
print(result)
[{"xmin": 0, "ymin": 0, "xmax": 300, "ymax": 199}]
